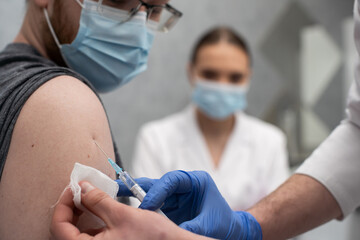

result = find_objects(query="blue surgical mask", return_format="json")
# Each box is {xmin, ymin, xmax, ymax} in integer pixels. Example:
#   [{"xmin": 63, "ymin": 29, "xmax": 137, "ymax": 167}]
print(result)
[
  {"xmin": 192, "ymin": 80, "xmax": 249, "ymax": 120},
  {"xmin": 44, "ymin": 0, "xmax": 154, "ymax": 93}
]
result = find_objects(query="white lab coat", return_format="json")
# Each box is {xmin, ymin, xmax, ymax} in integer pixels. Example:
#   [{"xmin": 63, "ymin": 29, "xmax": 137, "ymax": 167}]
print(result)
[
  {"xmin": 131, "ymin": 105, "xmax": 290, "ymax": 211},
  {"xmin": 296, "ymin": 0, "xmax": 360, "ymax": 218}
]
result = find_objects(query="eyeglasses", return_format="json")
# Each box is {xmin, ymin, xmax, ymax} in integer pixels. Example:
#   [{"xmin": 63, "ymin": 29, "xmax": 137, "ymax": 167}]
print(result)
[{"xmin": 98, "ymin": 0, "xmax": 183, "ymax": 32}]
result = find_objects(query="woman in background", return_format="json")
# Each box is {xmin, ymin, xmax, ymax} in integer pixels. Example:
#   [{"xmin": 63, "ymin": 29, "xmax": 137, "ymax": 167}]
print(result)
[{"xmin": 132, "ymin": 27, "xmax": 289, "ymax": 210}]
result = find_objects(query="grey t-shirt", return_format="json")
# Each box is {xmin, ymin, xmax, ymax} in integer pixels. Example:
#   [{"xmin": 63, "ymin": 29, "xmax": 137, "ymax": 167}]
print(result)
[{"xmin": 0, "ymin": 43, "xmax": 123, "ymax": 180}]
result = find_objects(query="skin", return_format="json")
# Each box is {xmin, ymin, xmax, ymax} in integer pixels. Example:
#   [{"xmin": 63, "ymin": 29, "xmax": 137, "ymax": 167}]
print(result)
[
  {"xmin": 0, "ymin": 0, "xmax": 166, "ymax": 239},
  {"xmin": 0, "ymin": 75, "xmax": 116, "ymax": 239},
  {"xmin": 51, "ymin": 182, "xmax": 213, "ymax": 240},
  {"xmin": 248, "ymin": 174, "xmax": 342, "ymax": 240},
  {"xmin": 188, "ymin": 42, "xmax": 251, "ymax": 168}
]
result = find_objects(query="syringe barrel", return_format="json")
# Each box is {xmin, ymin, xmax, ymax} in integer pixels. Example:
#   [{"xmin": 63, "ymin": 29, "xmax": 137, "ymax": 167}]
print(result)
[
  {"xmin": 120, "ymin": 171, "xmax": 137, "ymax": 189},
  {"xmin": 120, "ymin": 171, "xmax": 168, "ymax": 218},
  {"xmin": 130, "ymin": 184, "xmax": 146, "ymax": 202},
  {"xmin": 120, "ymin": 171, "xmax": 146, "ymax": 202}
]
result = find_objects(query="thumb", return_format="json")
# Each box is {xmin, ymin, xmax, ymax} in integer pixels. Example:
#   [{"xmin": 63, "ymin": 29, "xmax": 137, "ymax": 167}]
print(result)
[{"xmin": 80, "ymin": 181, "xmax": 123, "ymax": 227}]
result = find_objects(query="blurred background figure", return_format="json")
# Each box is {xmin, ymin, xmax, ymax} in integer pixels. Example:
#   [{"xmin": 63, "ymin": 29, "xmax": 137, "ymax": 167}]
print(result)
[{"xmin": 131, "ymin": 27, "xmax": 290, "ymax": 211}]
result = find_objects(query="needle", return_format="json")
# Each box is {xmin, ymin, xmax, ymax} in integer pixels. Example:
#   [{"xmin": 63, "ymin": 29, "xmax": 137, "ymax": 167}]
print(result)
[{"xmin": 94, "ymin": 141, "xmax": 110, "ymax": 159}]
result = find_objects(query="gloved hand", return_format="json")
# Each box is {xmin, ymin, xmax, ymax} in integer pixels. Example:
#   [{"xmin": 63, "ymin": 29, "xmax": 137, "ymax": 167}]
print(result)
[
  {"xmin": 51, "ymin": 181, "xmax": 202, "ymax": 240},
  {"xmin": 116, "ymin": 170, "xmax": 263, "ymax": 240}
]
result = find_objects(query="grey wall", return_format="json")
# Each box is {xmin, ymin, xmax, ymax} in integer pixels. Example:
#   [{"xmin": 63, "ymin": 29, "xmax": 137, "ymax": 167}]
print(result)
[
  {"xmin": 0, "ymin": 1, "xmax": 26, "ymax": 47},
  {"xmin": 0, "ymin": 0, "xmax": 354, "ymax": 169},
  {"xmin": 100, "ymin": 0, "xmax": 354, "ymax": 169}
]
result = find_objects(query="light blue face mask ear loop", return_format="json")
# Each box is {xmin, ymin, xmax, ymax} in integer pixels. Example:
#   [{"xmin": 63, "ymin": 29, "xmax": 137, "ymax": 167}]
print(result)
[
  {"xmin": 43, "ymin": 0, "xmax": 87, "ymax": 49},
  {"xmin": 75, "ymin": 0, "xmax": 85, "ymax": 8},
  {"xmin": 43, "ymin": 8, "xmax": 62, "ymax": 49}
]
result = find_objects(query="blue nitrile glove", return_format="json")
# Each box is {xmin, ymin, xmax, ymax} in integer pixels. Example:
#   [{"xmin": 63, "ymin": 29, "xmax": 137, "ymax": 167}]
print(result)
[{"xmin": 116, "ymin": 170, "xmax": 262, "ymax": 240}]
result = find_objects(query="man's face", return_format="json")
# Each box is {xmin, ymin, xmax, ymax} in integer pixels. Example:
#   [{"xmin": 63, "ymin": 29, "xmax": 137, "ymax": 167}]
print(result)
[
  {"xmin": 47, "ymin": 0, "xmax": 171, "ymax": 44},
  {"xmin": 42, "ymin": 0, "xmax": 170, "ymax": 65}
]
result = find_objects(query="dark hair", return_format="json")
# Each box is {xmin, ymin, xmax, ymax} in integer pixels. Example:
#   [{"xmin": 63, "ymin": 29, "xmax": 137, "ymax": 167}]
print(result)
[{"xmin": 190, "ymin": 26, "xmax": 252, "ymax": 65}]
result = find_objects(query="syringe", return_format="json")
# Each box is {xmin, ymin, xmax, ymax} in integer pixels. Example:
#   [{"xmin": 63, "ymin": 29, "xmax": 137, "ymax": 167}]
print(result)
[{"xmin": 94, "ymin": 141, "xmax": 167, "ymax": 217}]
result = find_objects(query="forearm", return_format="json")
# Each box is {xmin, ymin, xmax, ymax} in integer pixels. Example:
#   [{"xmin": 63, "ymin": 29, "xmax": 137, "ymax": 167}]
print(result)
[{"xmin": 248, "ymin": 174, "xmax": 342, "ymax": 240}]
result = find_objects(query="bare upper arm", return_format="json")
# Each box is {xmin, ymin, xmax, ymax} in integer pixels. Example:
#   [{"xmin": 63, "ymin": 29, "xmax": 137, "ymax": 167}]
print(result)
[{"xmin": 0, "ymin": 76, "xmax": 116, "ymax": 239}]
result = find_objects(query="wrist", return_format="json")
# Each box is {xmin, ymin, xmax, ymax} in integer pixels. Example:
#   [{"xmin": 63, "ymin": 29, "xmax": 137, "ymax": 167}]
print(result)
[{"xmin": 231, "ymin": 211, "xmax": 262, "ymax": 240}]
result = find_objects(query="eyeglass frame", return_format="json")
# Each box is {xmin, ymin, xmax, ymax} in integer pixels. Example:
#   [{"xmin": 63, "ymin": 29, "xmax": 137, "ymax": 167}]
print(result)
[{"xmin": 128, "ymin": 0, "xmax": 183, "ymax": 31}]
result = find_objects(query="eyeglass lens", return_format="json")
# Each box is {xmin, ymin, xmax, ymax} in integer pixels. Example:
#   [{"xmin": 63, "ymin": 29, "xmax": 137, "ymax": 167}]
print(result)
[{"xmin": 96, "ymin": 0, "xmax": 181, "ymax": 31}]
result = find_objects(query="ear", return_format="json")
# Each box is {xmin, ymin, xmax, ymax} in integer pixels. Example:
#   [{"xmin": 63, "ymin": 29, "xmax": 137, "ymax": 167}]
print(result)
[
  {"xmin": 33, "ymin": 0, "xmax": 49, "ymax": 8},
  {"xmin": 187, "ymin": 63, "xmax": 196, "ymax": 86}
]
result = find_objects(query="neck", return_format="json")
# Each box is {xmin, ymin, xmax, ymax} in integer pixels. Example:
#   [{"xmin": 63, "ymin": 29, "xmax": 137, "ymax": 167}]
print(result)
[
  {"xmin": 196, "ymin": 108, "xmax": 236, "ymax": 138},
  {"xmin": 14, "ymin": 5, "xmax": 49, "ymax": 59}
]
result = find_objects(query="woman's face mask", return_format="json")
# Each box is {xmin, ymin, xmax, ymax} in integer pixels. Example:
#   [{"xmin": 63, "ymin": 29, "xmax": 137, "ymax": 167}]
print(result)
[
  {"xmin": 192, "ymin": 79, "xmax": 249, "ymax": 120},
  {"xmin": 189, "ymin": 41, "xmax": 252, "ymax": 120},
  {"xmin": 44, "ymin": 0, "xmax": 155, "ymax": 93}
]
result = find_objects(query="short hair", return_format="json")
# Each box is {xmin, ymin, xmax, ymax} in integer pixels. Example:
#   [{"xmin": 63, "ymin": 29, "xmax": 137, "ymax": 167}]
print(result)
[{"xmin": 190, "ymin": 26, "xmax": 252, "ymax": 65}]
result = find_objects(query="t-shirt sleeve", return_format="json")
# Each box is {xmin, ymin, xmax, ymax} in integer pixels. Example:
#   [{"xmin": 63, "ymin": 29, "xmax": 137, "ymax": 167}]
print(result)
[{"xmin": 296, "ymin": 0, "xmax": 360, "ymax": 218}]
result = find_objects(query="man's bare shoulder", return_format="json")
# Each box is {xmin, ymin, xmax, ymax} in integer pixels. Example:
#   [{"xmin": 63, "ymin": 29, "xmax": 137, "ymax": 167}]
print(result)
[
  {"xmin": 27, "ymin": 76, "xmax": 104, "ymax": 124},
  {"xmin": 0, "ymin": 75, "xmax": 116, "ymax": 239}
]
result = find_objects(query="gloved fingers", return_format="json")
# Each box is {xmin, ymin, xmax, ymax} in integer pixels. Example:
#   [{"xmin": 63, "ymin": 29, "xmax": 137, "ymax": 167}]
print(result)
[
  {"xmin": 139, "ymin": 170, "xmax": 193, "ymax": 210},
  {"xmin": 116, "ymin": 179, "xmax": 132, "ymax": 196},
  {"xmin": 116, "ymin": 177, "xmax": 156, "ymax": 197},
  {"xmin": 158, "ymin": 194, "xmax": 179, "ymax": 211},
  {"xmin": 179, "ymin": 217, "xmax": 205, "ymax": 236}
]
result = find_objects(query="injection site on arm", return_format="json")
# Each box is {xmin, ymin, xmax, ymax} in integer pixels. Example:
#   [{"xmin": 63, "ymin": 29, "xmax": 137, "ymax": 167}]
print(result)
[
  {"xmin": 0, "ymin": 77, "xmax": 116, "ymax": 239},
  {"xmin": 95, "ymin": 141, "xmax": 166, "ymax": 217}
]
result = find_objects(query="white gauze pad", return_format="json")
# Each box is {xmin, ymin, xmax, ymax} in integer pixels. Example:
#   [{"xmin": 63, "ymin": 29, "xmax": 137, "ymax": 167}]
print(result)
[{"xmin": 69, "ymin": 162, "xmax": 119, "ymax": 227}]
